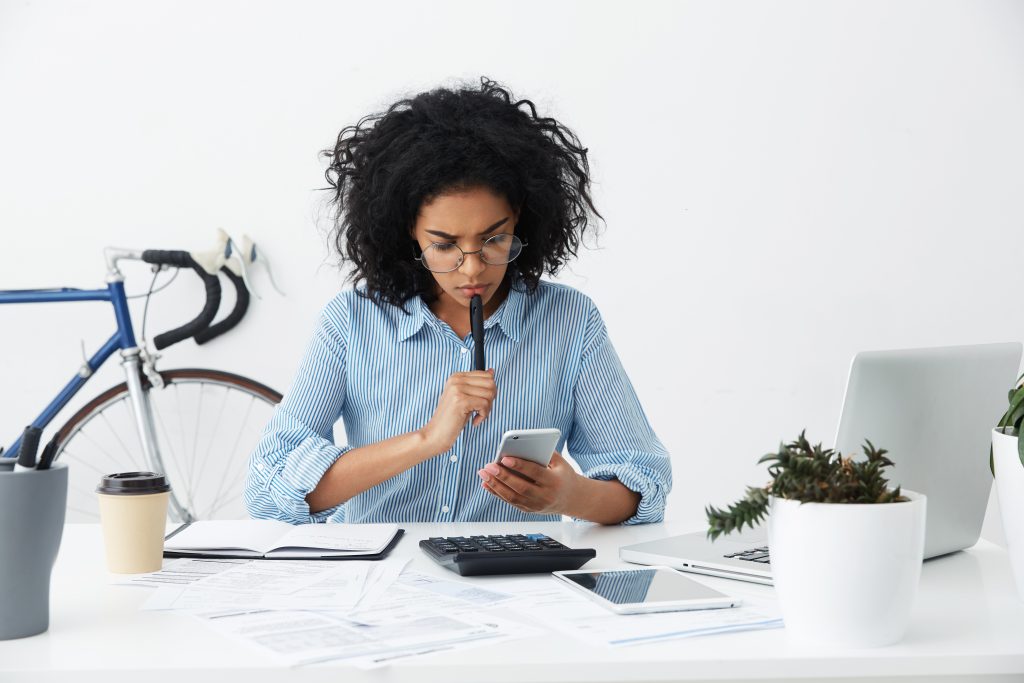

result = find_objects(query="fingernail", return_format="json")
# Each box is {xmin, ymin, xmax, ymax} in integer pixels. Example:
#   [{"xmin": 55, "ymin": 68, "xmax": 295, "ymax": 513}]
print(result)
[
  {"xmin": 501, "ymin": 456, "xmax": 517, "ymax": 467},
  {"xmin": 477, "ymin": 469, "xmax": 486, "ymax": 479},
  {"xmin": 484, "ymin": 463, "xmax": 500, "ymax": 475}
]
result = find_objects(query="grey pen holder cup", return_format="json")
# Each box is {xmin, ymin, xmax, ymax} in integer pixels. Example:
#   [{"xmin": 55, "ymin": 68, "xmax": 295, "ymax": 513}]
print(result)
[{"xmin": 0, "ymin": 463, "xmax": 67, "ymax": 639}]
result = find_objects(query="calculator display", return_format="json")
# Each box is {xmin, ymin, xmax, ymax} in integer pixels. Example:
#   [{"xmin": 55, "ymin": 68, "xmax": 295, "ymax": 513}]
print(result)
[{"xmin": 562, "ymin": 568, "xmax": 728, "ymax": 605}]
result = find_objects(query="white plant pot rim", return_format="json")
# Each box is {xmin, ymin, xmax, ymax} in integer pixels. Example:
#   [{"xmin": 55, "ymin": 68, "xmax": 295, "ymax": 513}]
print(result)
[{"xmin": 770, "ymin": 489, "xmax": 924, "ymax": 510}]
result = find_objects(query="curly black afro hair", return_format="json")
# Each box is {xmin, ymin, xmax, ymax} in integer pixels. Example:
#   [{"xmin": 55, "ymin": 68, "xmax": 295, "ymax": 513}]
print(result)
[{"xmin": 321, "ymin": 77, "xmax": 602, "ymax": 310}]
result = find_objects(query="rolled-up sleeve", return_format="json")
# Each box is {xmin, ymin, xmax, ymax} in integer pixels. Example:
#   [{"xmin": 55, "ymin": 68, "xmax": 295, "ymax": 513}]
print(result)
[
  {"xmin": 566, "ymin": 303, "xmax": 672, "ymax": 524},
  {"xmin": 244, "ymin": 299, "xmax": 350, "ymax": 524}
]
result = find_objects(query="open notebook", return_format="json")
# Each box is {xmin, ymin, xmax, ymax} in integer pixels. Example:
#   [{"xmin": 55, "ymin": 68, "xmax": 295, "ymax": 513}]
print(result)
[{"xmin": 164, "ymin": 520, "xmax": 404, "ymax": 560}]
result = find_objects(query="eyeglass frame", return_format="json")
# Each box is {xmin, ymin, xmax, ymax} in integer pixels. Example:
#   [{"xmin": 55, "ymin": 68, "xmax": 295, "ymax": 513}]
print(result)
[{"xmin": 413, "ymin": 233, "xmax": 529, "ymax": 274}]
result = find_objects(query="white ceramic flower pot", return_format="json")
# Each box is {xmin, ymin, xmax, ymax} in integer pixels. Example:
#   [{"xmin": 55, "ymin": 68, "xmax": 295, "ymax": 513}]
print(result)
[
  {"xmin": 992, "ymin": 428, "xmax": 1024, "ymax": 601},
  {"xmin": 767, "ymin": 490, "xmax": 926, "ymax": 647}
]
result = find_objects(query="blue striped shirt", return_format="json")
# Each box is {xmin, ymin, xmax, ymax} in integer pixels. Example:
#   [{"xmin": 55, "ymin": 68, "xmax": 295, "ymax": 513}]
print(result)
[{"xmin": 244, "ymin": 279, "xmax": 672, "ymax": 525}]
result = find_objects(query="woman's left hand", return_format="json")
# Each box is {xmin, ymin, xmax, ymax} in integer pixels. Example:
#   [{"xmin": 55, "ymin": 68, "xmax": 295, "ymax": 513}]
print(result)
[{"xmin": 477, "ymin": 451, "xmax": 580, "ymax": 515}]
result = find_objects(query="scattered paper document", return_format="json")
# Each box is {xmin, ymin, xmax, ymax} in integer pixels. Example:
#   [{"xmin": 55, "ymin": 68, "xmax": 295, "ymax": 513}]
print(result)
[
  {"xmin": 492, "ymin": 575, "xmax": 784, "ymax": 647},
  {"xmin": 142, "ymin": 561, "xmax": 375, "ymax": 612},
  {"xmin": 113, "ymin": 558, "xmax": 250, "ymax": 587},
  {"xmin": 398, "ymin": 570, "xmax": 515, "ymax": 606},
  {"xmin": 191, "ymin": 607, "xmax": 512, "ymax": 667},
  {"xmin": 351, "ymin": 559, "xmax": 408, "ymax": 609}
]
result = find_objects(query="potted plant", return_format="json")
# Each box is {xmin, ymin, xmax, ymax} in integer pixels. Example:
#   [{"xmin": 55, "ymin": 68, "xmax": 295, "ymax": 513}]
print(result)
[
  {"xmin": 992, "ymin": 372, "xmax": 1024, "ymax": 600},
  {"xmin": 706, "ymin": 432, "xmax": 926, "ymax": 647}
]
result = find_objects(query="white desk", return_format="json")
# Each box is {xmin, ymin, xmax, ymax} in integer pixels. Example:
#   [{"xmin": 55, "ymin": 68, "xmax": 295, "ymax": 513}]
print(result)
[{"xmin": 2, "ymin": 522, "xmax": 1023, "ymax": 683}]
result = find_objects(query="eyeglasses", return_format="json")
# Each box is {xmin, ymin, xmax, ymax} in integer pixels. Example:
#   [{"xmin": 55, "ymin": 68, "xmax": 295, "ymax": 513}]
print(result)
[{"xmin": 415, "ymin": 233, "xmax": 527, "ymax": 273}]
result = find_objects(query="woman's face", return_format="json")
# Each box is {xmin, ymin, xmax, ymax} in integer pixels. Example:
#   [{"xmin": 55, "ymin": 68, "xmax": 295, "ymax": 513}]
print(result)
[{"xmin": 411, "ymin": 186, "xmax": 519, "ymax": 312}]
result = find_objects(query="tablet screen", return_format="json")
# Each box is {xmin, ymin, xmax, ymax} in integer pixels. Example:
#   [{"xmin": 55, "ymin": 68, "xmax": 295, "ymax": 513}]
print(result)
[{"xmin": 561, "ymin": 568, "xmax": 728, "ymax": 605}]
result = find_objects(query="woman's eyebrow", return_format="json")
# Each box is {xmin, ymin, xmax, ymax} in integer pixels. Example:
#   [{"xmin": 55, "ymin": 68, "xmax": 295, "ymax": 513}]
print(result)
[{"xmin": 426, "ymin": 217, "xmax": 509, "ymax": 240}]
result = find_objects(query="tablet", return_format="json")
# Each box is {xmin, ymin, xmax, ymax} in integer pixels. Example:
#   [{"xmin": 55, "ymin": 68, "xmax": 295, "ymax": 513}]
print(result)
[{"xmin": 552, "ymin": 566, "xmax": 741, "ymax": 614}]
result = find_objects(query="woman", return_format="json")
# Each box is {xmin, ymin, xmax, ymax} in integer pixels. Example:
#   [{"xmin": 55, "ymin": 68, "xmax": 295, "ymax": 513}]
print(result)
[{"xmin": 245, "ymin": 78, "xmax": 671, "ymax": 525}]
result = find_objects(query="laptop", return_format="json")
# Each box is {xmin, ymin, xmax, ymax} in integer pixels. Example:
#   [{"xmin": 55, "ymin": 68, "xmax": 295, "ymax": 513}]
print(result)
[{"xmin": 620, "ymin": 342, "xmax": 1024, "ymax": 585}]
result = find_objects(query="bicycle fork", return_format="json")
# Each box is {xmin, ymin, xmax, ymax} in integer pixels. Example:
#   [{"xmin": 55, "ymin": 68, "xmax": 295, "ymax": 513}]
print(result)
[{"xmin": 121, "ymin": 348, "xmax": 193, "ymax": 523}]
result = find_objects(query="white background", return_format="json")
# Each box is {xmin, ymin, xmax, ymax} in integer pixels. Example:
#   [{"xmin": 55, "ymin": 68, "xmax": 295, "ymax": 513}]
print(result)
[{"xmin": 1, "ymin": 0, "xmax": 1022, "ymax": 542}]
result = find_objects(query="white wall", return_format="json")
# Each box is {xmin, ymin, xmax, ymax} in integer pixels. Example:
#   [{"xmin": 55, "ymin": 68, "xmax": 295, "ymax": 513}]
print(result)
[{"xmin": 2, "ymin": 0, "xmax": 1022, "ymax": 540}]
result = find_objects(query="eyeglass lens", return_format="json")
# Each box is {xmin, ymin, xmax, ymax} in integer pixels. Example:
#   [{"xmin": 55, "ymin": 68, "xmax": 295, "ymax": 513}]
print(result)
[{"xmin": 419, "ymin": 234, "xmax": 524, "ymax": 273}]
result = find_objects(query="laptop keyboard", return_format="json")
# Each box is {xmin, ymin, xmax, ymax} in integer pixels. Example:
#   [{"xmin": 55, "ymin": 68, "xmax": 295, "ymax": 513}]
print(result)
[{"xmin": 724, "ymin": 546, "xmax": 771, "ymax": 564}]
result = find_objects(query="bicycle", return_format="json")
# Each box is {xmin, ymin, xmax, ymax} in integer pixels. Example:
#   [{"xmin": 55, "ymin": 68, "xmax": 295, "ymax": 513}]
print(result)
[{"xmin": 0, "ymin": 233, "xmax": 283, "ymax": 523}]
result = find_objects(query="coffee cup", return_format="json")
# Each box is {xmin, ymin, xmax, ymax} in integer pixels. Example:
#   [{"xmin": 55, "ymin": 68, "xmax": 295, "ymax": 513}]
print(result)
[{"xmin": 96, "ymin": 472, "xmax": 171, "ymax": 573}]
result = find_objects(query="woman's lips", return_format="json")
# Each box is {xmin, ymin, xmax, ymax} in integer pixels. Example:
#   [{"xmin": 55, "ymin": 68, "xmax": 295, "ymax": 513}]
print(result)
[{"xmin": 459, "ymin": 285, "xmax": 488, "ymax": 298}]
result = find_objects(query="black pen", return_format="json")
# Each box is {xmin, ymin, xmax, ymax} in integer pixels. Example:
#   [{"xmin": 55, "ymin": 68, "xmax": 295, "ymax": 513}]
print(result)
[
  {"xmin": 36, "ymin": 433, "xmax": 59, "ymax": 471},
  {"xmin": 470, "ymin": 294, "xmax": 485, "ymax": 371},
  {"xmin": 16, "ymin": 425, "xmax": 41, "ymax": 471}
]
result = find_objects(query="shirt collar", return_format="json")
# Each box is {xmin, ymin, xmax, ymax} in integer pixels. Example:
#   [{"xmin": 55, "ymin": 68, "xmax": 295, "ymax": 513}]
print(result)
[
  {"xmin": 397, "ymin": 297, "xmax": 427, "ymax": 342},
  {"xmin": 488, "ymin": 281, "xmax": 525, "ymax": 343},
  {"xmin": 397, "ymin": 280, "xmax": 526, "ymax": 343}
]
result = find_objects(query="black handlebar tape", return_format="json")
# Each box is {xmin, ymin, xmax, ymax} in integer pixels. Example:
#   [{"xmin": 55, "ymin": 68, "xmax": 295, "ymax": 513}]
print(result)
[
  {"xmin": 470, "ymin": 294, "xmax": 485, "ymax": 371},
  {"xmin": 194, "ymin": 267, "xmax": 250, "ymax": 345},
  {"xmin": 18, "ymin": 425, "xmax": 42, "ymax": 468},
  {"xmin": 141, "ymin": 250, "xmax": 223, "ymax": 350}
]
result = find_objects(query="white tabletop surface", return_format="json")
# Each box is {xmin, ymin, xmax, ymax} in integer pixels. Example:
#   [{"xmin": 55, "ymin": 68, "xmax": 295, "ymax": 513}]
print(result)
[{"xmin": 2, "ymin": 521, "xmax": 1023, "ymax": 683}]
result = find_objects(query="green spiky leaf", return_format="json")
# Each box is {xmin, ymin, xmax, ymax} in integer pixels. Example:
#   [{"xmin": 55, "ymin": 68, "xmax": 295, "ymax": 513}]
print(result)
[{"xmin": 707, "ymin": 430, "xmax": 908, "ymax": 538}]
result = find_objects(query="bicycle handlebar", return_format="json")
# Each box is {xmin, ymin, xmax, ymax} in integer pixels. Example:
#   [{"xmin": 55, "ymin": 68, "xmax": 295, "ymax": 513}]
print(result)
[
  {"xmin": 193, "ymin": 266, "xmax": 250, "ymax": 345},
  {"xmin": 141, "ymin": 250, "xmax": 222, "ymax": 350}
]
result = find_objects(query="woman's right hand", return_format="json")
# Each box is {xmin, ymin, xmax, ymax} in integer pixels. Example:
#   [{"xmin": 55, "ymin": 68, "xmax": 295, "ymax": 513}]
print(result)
[{"xmin": 420, "ymin": 369, "xmax": 496, "ymax": 454}]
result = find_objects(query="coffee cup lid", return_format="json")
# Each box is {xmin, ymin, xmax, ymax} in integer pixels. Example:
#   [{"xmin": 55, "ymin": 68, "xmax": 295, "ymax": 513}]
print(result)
[{"xmin": 96, "ymin": 472, "xmax": 171, "ymax": 495}]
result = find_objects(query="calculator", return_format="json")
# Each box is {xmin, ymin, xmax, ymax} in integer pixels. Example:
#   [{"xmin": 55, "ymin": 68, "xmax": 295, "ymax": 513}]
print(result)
[{"xmin": 419, "ymin": 533, "xmax": 597, "ymax": 576}]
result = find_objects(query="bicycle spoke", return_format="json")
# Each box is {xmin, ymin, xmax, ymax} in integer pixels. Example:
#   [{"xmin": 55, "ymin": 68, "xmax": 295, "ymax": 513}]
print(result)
[
  {"xmin": 193, "ymin": 384, "xmax": 231, "ymax": 507},
  {"xmin": 206, "ymin": 459, "xmax": 251, "ymax": 518},
  {"xmin": 72, "ymin": 427, "xmax": 128, "ymax": 475},
  {"xmin": 66, "ymin": 503, "xmax": 99, "ymax": 520},
  {"xmin": 153, "ymin": 399, "xmax": 184, "ymax": 483},
  {"xmin": 62, "ymin": 446, "xmax": 114, "ymax": 479},
  {"xmin": 205, "ymin": 394, "xmax": 257, "ymax": 518},
  {"xmin": 206, "ymin": 475, "xmax": 251, "ymax": 518},
  {"xmin": 186, "ymin": 385, "xmax": 206, "ymax": 515},
  {"xmin": 98, "ymin": 410, "xmax": 137, "ymax": 465},
  {"xmin": 174, "ymin": 384, "xmax": 191, "ymax": 485}
]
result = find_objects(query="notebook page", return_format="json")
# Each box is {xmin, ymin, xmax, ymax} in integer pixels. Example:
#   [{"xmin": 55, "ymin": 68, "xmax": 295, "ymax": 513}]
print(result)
[
  {"xmin": 271, "ymin": 523, "xmax": 399, "ymax": 553},
  {"xmin": 166, "ymin": 520, "xmax": 295, "ymax": 554}
]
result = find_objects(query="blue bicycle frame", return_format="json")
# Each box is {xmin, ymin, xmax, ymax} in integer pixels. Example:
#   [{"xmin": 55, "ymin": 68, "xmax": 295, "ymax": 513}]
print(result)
[{"xmin": 0, "ymin": 281, "xmax": 137, "ymax": 461}]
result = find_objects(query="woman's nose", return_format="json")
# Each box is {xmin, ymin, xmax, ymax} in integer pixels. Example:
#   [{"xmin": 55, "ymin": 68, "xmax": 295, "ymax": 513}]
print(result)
[{"xmin": 459, "ymin": 250, "xmax": 487, "ymax": 277}]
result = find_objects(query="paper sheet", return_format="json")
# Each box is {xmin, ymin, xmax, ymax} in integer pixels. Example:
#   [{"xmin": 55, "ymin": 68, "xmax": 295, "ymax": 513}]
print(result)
[
  {"xmin": 191, "ymin": 607, "xmax": 512, "ymax": 667},
  {"xmin": 191, "ymin": 559, "xmax": 342, "ymax": 594},
  {"xmin": 397, "ymin": 570, "xmax": 515, "ymax": 606},
  {"xmin": 490, "ymin": 575, "xmax": 784, "ymax": 647},
  {"xmin": 142, "ymin": 561, "xmax": 375, "ymax": 612},
  {"xmin": 112, "ymin": 558, "xmax": 250, "ymax": 587}
]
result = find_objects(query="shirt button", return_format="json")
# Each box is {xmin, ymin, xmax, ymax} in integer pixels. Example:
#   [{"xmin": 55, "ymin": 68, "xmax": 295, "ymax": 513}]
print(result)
[
  {"xmin": 460, "ymin": 347, "xmax": 468, "ymax": 354},
  {"xmin": 441, "ymin": 505, "xmax": 450, "ymax": 513},
  {"xmin": 449, "ymin": 455, "xmax": 458, "ymax": 463}
]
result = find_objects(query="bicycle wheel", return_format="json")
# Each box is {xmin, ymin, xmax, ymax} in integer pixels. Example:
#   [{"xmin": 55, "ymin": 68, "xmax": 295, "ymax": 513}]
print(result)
[{"xmin": 53, "ymin": 368, "xmax": 281, "ymax": 522}]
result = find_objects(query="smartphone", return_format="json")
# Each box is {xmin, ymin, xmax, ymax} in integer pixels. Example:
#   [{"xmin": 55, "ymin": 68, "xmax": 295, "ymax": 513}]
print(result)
[
  {"xmin": 552, "ymin": 566, "xmax": 741, "ymax": 615},
  {"xmin": 494, "ymin": 428, "xmax": 560, "ymax": 467}
]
